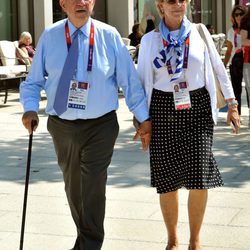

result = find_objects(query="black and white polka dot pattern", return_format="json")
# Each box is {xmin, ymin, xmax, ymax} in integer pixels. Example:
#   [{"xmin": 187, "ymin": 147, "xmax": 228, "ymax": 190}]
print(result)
[{"xmin": 149, "ymin": 87, "xmax": 223, "ymax": 194}]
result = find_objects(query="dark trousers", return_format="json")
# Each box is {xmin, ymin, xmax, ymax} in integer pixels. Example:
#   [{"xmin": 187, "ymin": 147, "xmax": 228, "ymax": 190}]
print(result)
[
  {"xmin": 229, "ymin": 51, "xmax": 244, "ymax": 115},
  {"xmin": 47, "ymin": 111, "xmax": 119, "ymax": 250}
]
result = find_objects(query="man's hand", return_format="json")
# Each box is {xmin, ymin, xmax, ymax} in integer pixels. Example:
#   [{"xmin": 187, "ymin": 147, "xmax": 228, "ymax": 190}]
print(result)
[
  {"xmin": 22, "ymin": 111, "xmax": 39, "ymax": 134},
  {"xmin": 133, "ymin": 119, "xmax": 152, "ymax": 151}
]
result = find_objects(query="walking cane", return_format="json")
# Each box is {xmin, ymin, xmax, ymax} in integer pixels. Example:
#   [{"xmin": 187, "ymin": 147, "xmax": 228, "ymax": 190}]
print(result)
[{"xmin": 19, "ymin": 120, "xmax": 37, "ymax": 250}]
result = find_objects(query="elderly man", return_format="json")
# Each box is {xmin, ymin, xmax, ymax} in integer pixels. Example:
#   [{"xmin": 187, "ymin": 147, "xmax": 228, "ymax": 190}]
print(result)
[{"xmin": 20, "ymin": 0, "xmax": 151, "ymax": 249}]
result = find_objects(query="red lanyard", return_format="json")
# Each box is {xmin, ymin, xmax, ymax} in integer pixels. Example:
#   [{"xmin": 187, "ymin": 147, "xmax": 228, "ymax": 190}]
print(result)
[
  {"xmin": 234, "ymin": 29, "xmax": 238, "ymax": 47},
  {"xmin": 65, "ymin": 20, "xmax": 95, "ymax": 72},
  {"xmin": 65, "ymin": 22, "xmax": 71, "ymax": 51},
  {"xmin": 234, "ymin": 28, "xmax": 242, "ymax": 48},
  {"xmin": 162, "ymin": 36, "xmax": 190, "ymax": 75}
]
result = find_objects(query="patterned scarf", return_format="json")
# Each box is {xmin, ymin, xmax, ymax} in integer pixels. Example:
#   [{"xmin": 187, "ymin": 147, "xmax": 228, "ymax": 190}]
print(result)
[{"xmin": 153, "ymin": 16, "xmax": 192, "ymax": 82}]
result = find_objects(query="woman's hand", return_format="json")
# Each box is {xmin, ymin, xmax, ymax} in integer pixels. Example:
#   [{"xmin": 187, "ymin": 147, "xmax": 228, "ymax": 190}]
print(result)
[
  {"xmin": 226, "ymin": 102, "xmax": 240, "ymax": 134},
  {"xmin": 133, "ymin": 118, "xmax": 152, "ymax": 151}
]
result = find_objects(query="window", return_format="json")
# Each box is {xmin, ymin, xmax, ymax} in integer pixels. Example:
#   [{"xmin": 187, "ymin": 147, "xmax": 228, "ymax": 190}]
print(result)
[
  {"xmin": 0, "ymin": 0, "xmax": 18, "ymax": 40},
  {"xmin": 53, "ymin": 0, "xmax": 66, "ymax": 23},
  {"xmin": 137, "ymin": 0, "xmax": 160, "ymax": 33},
  {"xmin": 190, "ymin": 0, "xmax": 217, "ymax": 31},
  {"xmin": 190, "ymin": 0, "xmax": 214, "ymax": 23}
]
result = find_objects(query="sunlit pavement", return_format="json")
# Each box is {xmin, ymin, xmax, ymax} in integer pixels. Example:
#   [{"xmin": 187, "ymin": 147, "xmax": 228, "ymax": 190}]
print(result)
[{"xmin": 0, "ymin": 87, "xmax": 249, "ymax": 250}]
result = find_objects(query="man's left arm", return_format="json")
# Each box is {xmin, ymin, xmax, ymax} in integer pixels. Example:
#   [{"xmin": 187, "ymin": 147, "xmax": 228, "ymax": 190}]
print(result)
[{"xmin": 112, "ymin": 29, "xmax": 152, "ymax": 150}]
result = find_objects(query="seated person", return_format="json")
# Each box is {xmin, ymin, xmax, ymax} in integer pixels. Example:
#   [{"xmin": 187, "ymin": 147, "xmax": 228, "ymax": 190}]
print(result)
[
  {"xmin": 206, "ymin": 24, "xmax": 215, "ymax": 35},
  {"xmin": 128, "ymin": 23, "xmax": 143, "ymax": 47},
  {"xmin": 145, "ymin": 13, "xmax": 155, "ymax": 34},
  {"xmin": 18, "ymin": 31, "xmax": 35, "ymax": 63}
]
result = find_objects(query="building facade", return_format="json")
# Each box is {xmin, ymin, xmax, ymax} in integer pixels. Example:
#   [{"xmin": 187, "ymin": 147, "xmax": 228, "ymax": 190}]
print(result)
[{"xmin": 0, "ymin": 0, "xmax": 249, "ymax": 45}]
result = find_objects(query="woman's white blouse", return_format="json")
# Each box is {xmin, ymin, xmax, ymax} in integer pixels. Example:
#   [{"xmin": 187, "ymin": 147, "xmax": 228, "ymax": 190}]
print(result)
[
  {"xmin": 137, "ymin": 23, "xmax": 235, "ymax": 123},
  {"xmin": 227, "ymin": 27, "xmax": 242, "ymax": 63}
]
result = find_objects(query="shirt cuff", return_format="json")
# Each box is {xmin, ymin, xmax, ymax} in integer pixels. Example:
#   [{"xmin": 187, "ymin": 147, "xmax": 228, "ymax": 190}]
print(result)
[
  {"xmin": 23, "ymin": 100, "xmax": 39, "ymax": 113},
  {"xmin": 132, "ymin": 101, "xmax": 149, "ymax": 123}
]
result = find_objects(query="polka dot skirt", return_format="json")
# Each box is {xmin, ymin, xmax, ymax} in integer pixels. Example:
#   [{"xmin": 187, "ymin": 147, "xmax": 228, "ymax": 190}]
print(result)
[{"xmin": 149, "ymin": 87, "xmax": 223, "ymax": 194}]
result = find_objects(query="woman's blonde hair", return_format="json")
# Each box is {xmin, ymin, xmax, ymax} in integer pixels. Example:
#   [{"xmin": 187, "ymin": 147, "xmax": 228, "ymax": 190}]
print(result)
[
  {"xmin": 155, "ymin": 0, "xmax": 190, "ymax": 18},
  {"xmin": 19, "ymin": 31, "xmax": 32, "ymax": 44}
]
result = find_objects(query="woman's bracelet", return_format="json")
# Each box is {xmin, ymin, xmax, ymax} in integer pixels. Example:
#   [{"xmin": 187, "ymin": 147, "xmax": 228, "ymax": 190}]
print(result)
[{"xmin": 227, "ymin": 100, "xmax": 238, "ymax": 107}]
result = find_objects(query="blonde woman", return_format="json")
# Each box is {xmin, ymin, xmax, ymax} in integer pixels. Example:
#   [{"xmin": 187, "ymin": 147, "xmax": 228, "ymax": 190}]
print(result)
[
  {"xmin": 137, "ymin": 0, "xmax": 240, "ymax": 249},
  {"xmin": 18, "ymin": 31, "xmax": 35, "ymax": 62}
]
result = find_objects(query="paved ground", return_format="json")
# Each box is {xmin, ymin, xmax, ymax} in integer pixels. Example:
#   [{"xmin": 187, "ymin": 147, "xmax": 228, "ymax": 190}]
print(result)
[{"xmin": 0, "ymin": 87, "xmax": 249, "ymax": 250}]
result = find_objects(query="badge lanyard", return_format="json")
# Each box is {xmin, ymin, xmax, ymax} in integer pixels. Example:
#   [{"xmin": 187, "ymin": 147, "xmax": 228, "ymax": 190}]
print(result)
[
  {"xmin": 234, "ymin": 28, "xmax": 240, "ymax": 48},
  {"xmin": 162, "ymin": 36, "xmax": 190, "ymax": 77},
  {"xmin": 65, "ymin": 20, "xmax": 95, "ymax": 73},
  {"xmin": 163, "ymin": 37, "xmax": 191, "ymax": 110},
  {"xmin": 64, "ymin": 20, "xmax": 95, "ymax": 111},
  {"xmin": 234, "ymin": 30, "xmax": 237, "ymax": 48}
]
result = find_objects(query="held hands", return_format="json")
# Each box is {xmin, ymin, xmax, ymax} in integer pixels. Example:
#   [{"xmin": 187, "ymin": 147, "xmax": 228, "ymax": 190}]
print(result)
[
  {"xmin": 133, "ymin": 117, "xmax": 152, "ymax": 151},
  {"xmin": 22, "ymin": 111, "xmax": 39, "ymax": 134},
  {"xmin": 226, "ymin": 101, "xmax": 240, "ymax": 134}
]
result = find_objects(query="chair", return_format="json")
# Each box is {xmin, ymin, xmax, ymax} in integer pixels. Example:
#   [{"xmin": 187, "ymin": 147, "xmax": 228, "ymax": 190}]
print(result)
[
  {"xmin": 218, "ymin": 33, "xmax": 226, "ymax": 55},
  {"xmin": 0, "ymin": 40, "xmax": 27, "ymax": 76},
  {"xmin": 127, "ymin": 46, "xmax": 136, "ymax": 57},
  {"xmin": 211, "ymin": 34, "xmax": 220, "ymax": 53},
  {"xmin": 121, "ymin": 38, "xmax": 138, "ymax": 62},
  {"xmin": 211, "ymin": 33, "xmax": 226, "ymax": 59},
  {"xmin": 122, "ymin": 37, "xmax": 131, "ymax": 46}
]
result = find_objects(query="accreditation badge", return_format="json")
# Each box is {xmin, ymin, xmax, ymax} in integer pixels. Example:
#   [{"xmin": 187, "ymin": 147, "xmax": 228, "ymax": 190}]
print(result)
[
  {"xmin": 67, "ymin": 80, "xmax": 90, "ymax": 110},
  {"xmin": 173, "ymin": 81, "xmax": 191, "ymax": 110}
]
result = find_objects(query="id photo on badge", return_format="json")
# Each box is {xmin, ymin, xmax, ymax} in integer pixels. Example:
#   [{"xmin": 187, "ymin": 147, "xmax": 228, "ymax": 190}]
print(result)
[
  {"xmin": 70, "ymin": 81, "xmax": 78, "ymax": 91},
  {"xmin": 174, "ymin": 84, "xmax": 180, "ymax": 92}
]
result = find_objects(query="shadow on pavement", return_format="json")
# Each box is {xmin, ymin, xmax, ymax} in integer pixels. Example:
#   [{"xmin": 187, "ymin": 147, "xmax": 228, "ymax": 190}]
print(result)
[{"xmin": 0, "ymin": 114, "xmax": 249, "ymax": 190}]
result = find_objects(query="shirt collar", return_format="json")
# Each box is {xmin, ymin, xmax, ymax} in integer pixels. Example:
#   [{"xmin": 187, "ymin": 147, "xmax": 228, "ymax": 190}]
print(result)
[{"xmin": 67, "ymin": 18, "xmax": 91, "ymax": 38}]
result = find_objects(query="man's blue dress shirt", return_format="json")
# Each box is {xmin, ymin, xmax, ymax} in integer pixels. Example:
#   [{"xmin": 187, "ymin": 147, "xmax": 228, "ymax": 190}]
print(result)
[{"xmin": 20, "ymin": 18, "xmax": 149, "ymax": 122}]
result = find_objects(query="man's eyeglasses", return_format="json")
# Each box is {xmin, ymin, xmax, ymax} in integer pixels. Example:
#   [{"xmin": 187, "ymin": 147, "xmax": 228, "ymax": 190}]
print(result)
[
  {"xmin": 164, "ymin": 0, "xmax": 186, "ymax": 4},
  {"xmin": 234, "ymin": 12, "xmax": 244, "ymax": 17},
  {"xmin": 70, "ymin": 0, "xmax": 92, "ymax": 2}
]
